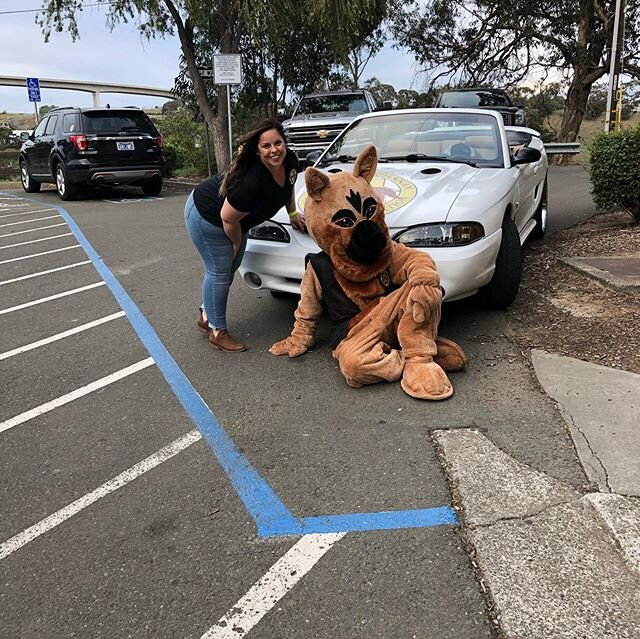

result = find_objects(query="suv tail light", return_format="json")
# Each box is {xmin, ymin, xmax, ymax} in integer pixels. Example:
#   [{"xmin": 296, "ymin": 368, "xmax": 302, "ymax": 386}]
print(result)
[
  {"xmin": 69, "ymin": 135, "xmax": 88, "ymax": 151},
  {"xmin": 156, "ymin": 134, "xmax": 163, "ymax": 148}
]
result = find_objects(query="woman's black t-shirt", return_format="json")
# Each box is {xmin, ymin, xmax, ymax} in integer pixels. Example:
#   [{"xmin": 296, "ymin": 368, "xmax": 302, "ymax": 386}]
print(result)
[{"xmin": 192, "ymin": 150, "xmax": 299, "ymax": 234}]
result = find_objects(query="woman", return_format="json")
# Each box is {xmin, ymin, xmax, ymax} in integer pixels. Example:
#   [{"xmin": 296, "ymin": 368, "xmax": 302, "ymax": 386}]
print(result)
[{"xmin": 184, "ymin": 118, "xmax": 306, "ymax": 352}]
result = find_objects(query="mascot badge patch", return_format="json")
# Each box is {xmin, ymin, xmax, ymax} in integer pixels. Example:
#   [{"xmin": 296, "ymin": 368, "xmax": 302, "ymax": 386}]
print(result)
[{"xmin": 270, "ymin": 145, "xmax": 468, "ymax": 400}]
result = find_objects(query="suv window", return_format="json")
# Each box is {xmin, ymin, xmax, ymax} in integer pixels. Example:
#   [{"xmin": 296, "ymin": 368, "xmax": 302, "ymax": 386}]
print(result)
[
  {"xmin": 62, "ymin": 113, "xmax": 79, "ymax": 133},
  {"xmin": 81, "ymin": 110, "xmax": 157, "ymax": 134},
  {"xmin": 44, "ymin": 115, "xmax": 59, "ymax": 135},
  {"xmin": 296, "ymin": 94, "xmax": 370, "ymax": 115},
  {"xmin": 439, "ymin": 91, "xmax": 510, "ymax": 108},
  {"xmin": 33, "ymin": 117, "xmax": 48, "ymax": 137}
]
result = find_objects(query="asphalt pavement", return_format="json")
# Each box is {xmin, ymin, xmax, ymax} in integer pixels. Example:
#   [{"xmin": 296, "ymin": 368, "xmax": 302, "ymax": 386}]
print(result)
[{"xmin": 2, "ymin": 165, "xmax": 636, "ymax": 638}]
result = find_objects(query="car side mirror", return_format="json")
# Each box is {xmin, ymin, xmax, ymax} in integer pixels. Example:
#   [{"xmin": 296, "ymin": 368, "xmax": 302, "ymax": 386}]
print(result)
[
  {"xmin": 382, "ymin": 100, "xmax": 393, "ymax": 110},
  {"xmin": 305, "ymin": 150, "xmax": 322, "ymax": 166},
  {"xmin": 512, "ymin": 146, "xmax": 541, "ymax": 165},
  {"xmin": 515, "ymin": 101, "xmax": 525, "ymax": 109},
  {"xmin": 20, "ymin": 131, "xmax": 31, "ymax": 141}
]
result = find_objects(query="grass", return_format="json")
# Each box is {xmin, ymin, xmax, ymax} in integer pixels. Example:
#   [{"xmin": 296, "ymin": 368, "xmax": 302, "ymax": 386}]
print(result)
[{"xmin": 546, "ymin": 112, "xmax": 640, "ymax": 166}]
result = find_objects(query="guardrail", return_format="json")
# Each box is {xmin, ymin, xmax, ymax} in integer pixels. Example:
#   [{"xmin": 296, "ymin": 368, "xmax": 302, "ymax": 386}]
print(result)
[{"xmin": 544, "ymin": 142, "xmax": 581, "ymax": 155}]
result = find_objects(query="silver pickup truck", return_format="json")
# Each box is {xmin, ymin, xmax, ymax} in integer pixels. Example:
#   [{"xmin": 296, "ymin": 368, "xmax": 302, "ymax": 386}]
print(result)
[{"xmin": 282, "ymin": 90, "xmax": 379, "ymax": 164}]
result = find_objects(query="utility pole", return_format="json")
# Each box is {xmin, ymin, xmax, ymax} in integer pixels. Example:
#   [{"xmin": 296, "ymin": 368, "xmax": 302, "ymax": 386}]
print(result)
[{"xmin": 605, "ymin": 0, "xmax": 626, "ymax": 133}]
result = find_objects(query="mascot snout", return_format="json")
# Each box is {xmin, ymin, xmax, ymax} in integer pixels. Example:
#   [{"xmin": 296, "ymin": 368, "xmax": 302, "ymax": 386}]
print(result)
[{"xmin": 346, "ymin": 219, "xmax": 387, "ymax": 264}]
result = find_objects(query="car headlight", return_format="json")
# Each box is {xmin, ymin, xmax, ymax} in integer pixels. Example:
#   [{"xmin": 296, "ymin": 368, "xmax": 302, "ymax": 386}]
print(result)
[
  {"xmin": 248, "ymin": 220, "xmax": 290, "ymax": 243},
  {"xmin": 515, "ymin": 110, "xmax": 526, "ymax": 126},
  {"xmin": 394, "ymin": 222, "xmax": 484, "ymax": 247}
]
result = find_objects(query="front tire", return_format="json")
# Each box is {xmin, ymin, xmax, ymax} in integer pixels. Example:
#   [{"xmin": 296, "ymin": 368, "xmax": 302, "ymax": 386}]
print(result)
[
  {"xmin": 474, "ymin": 216, "xmax": 522, "ymax": 310},
  {"xmin": 141, "ymin": 176, "xmax": 163, "ymax": 196},
  {"xmin": 530, "ymin": 179, "xmax": 548, "ymax": 241},
  {"xmin": 55, "ymin": 163, "xmax": 78, "ymax": 201},
  {"xmin": 20, "ymin": 160, "xmax": 41, "ymax": 193}
]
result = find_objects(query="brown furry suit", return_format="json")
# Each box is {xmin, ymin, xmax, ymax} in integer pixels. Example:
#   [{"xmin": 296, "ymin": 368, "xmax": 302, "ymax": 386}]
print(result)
[{"xmin": 270, "ymin": 145, "xmax": 467, "ymax": 400}]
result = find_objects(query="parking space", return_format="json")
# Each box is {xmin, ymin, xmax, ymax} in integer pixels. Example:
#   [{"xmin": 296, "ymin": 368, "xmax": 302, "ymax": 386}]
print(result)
[{"xmin": 7, "ymin": 185, "xmax": 591, "ymax": 637}]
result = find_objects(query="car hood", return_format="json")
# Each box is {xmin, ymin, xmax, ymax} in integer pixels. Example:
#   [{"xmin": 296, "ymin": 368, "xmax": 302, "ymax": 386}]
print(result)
[
  {"xmin": 284, "ymin": 112, "xmax": 359, "ymax": 127},
  {"xmin": 279, "ymin": 161, "xmax": 490, "ymax": 228}
]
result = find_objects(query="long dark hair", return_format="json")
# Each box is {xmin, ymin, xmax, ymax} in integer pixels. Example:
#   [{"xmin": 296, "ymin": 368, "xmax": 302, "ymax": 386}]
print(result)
[{"xmin": 220, "ymin": 118, "xmax": 287, "ymax": 197}]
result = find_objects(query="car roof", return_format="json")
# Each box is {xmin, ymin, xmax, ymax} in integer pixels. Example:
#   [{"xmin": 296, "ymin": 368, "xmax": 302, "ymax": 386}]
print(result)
[
  {"xmin": 303, "ymin": 90, "xmax": 369, "ymax": 98},
  {"xmin": 46, "ymin": 106, "xmax": 146, "ymax": 114},
  {"xmin": 441, "ymin": 88, "xmax": 509, "ymax": 94}
]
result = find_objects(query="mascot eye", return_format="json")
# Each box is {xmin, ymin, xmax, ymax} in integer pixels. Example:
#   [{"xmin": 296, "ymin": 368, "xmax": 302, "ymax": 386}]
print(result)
[
  {"xmin": 332, "ymin": 209, "xmax": 356, "ymax": 228},
  {"xmin": 363, "ymin": 197, "xmax": 378, "ymax": 219}
]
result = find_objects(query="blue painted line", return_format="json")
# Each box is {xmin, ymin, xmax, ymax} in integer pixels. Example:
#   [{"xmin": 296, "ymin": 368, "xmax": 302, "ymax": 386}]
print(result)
[
  {"xmin": 297, "ymin": 506, "xmax": 458, "ymax": 536},
  {"xmin": 45, "ymin": 200, "xmax": 300, "ymax": 536},
  {"xmin": 6, "ymin": 193, "xmax": 460, "ymax": 539}
]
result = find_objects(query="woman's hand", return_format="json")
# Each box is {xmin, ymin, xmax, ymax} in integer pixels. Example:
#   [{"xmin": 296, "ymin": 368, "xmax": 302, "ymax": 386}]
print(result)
[{"xmin": 290, "ymin": 212, "xmax": 307, "ymax": 233}]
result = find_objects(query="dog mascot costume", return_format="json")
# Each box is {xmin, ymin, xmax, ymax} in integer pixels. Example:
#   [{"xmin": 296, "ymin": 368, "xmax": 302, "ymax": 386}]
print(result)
[{"xmin": 270, "ymin": 145, "xmax": 467, "ymax": 400}]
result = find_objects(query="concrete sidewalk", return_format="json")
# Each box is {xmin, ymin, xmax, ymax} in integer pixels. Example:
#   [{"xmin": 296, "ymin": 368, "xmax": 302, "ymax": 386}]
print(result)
[{"xmin": 434, "ymin": 351, "xmax": 640, "ymax": 638}]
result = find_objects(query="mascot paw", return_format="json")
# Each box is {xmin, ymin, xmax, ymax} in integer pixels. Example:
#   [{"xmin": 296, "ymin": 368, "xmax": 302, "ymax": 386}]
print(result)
[
  {"xmin": 269, "ymin": 338, "xmax": 308, "ymax": 358},
  {"xmin": 434, "ymin": 336, "xmax": 468, "ymax": 372},
  {"xmin": 401, "ymin": 361, "xmax": 453, "ymax": 400}
]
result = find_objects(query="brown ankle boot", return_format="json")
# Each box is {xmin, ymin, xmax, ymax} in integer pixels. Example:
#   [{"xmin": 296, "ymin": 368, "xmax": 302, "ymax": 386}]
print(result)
[
  {"xmin": 209, "ymin": 329, "xmax": 247, "ymax": 352},
  {"xmin": 196, "ymin": 309, "xmax": 210, "ymax": 335}
]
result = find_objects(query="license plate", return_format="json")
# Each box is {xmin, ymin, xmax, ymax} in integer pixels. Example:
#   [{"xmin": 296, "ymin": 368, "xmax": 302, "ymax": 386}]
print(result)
[{"xmin": 116, "ymin": 141, "xmax": 134, "ymax": 151}]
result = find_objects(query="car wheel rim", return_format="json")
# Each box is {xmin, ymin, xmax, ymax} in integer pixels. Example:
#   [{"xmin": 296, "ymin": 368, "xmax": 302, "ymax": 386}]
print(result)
[
  {"xmin": 56, "ymin": 168, "xmax": 65, "ymax": 195},
  {"xmin": 21, "ymin": 164, "xmax": 29, "ymax": 188}
]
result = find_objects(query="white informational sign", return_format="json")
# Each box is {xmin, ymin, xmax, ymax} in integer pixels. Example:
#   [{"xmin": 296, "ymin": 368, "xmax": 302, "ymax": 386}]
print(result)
[{"xmin": 213, "ymin": 54, "xmax": 242, "ymax": 85}]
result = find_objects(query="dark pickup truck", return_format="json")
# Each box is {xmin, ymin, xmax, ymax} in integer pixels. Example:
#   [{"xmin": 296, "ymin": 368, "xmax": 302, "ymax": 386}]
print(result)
[{"xmin": 434, "ymin": 88, "xmax": 526, "ymax": 126}]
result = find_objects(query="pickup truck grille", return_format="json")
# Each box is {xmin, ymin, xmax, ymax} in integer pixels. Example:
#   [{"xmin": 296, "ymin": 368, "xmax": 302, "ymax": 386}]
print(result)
[{"xmin": 285, "ymin": 124, "xmax": 346, "ymax": 146}]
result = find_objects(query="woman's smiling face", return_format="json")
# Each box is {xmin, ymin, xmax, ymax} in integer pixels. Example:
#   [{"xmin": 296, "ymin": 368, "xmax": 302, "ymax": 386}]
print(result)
[{"xmin": 257, "ymin": 128, "xmax": 286, "ymax": 169}]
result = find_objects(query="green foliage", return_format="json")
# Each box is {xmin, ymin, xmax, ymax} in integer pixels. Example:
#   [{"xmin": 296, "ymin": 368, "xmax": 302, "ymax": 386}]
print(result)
[
  {"xmin": 151, "ymin": 109, "xmax": 213, "ymax": 177},
  {"xmin": 589, "ymin": 127, "xmax": 640, "ymax": 222},
  {"xmin": 39, "ymin": 104, "xmax": 59, "ymax": 117}
]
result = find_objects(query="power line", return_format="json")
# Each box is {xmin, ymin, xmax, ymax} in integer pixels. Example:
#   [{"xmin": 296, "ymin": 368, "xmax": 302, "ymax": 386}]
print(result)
[{"xmin": 0, "ymin": 3, "xmax": 113, "ymax": 16}]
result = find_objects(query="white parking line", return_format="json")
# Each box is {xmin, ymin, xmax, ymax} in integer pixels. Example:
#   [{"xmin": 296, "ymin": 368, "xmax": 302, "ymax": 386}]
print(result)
[
  {"xmin": 0, "ymin": 233, "xmax": 74, "ymax": 250},
  {"xmin": 0, "ymin": 222, "xmax": 67, "ymax": 239},
  {"xmin": 0, "ymin": 260, "xmax": 91, "ymax": 286},
  {"xmin": 0, "ymin": 215, "xmax": 60, "ymax": 228},
  {"xmin": 0, "ymin": 208, "xmax": 56, "ymax": 219},
  {"xmin": 0, "ymin": 245, "xmax": 81, "ymax": 265},
  {"xmin": 0, "ymin": 282, "xmax": 105, "ymax": 315},
  {"xmin": 0, "ymin": 311, "xmax": 125, "ymax": 361},
  {"xmin": 0, "ymin": 429, "xmax": 202, "ymax": 561},
  {"xmin": 0, "ymin": 357, "xmax": 155, "ymax": 434},
  {"xmin": 201, "ymin": 533, "xmax": 345, "ymax": 639}
]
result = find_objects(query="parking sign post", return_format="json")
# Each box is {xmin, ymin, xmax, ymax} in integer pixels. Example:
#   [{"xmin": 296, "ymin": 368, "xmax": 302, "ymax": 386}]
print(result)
[
  {"xmin": 26, "ymin": 77, "xmax": 41, "ymax": 124},
  {"xmin": 213, "ymin": 54, "xmax": 242, "ymax": 165}
]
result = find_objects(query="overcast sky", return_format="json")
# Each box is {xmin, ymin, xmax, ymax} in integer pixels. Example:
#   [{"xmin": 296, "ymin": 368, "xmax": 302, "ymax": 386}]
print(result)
[{"xmin": 0, "ymin": 3, "xmax": 422, "ymax": 116}]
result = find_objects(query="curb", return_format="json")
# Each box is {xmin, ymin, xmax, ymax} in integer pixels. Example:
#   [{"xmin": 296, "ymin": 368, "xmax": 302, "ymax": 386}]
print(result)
[{"xmin": 561, "ymin": 256, "xmax": 640, "ymax": 292}]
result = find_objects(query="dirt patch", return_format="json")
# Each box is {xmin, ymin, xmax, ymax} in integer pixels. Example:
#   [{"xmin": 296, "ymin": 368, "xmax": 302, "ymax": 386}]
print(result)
[{"xmin": 508, "ymin": 211, "xmax": 640, "ymax": 375}]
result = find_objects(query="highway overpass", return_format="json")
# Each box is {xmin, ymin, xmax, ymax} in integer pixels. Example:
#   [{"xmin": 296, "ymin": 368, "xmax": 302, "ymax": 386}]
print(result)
[{"xmin": 0, "ymin": 75, "xmax": 173, "ymax": 107}]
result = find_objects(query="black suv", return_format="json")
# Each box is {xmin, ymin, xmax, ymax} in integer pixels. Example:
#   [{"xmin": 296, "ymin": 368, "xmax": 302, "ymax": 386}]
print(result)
[
  {"xmin": 433, "ymin": 88, "xmax": 526, "ymax": 126},
  {"xmin": 19, "ymin": 106, "xmax": 165, "ymax": 200}
]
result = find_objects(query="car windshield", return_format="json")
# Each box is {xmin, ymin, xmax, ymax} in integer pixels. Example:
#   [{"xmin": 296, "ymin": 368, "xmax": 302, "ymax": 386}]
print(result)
[
  {"xmin": 438, "ymin": 91, "xmax": 510, "ymax": 108},
  {"xmin": 320, "ymin": 112, "xmax": 505, "ymax": 168},
  {"xmin": 81, "ymin": 111, "xmax": 156, "ymax": 134},
  {"xmin": 295, "ymin": 95, "xmax": 368, "ymax": 115}
]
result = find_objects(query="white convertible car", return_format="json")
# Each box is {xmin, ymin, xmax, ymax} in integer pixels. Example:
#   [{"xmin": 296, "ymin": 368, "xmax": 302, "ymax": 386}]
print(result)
[{"xmin": 239, "ymin": 108, "xmax": 548, "ymax": 309}]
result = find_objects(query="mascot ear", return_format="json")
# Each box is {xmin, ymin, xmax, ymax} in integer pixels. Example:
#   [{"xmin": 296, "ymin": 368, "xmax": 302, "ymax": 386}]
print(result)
[
  {"xmin": 353, "ymin": 145, "xmax": 378, "ymax": 184},
  {"xmin": 305, "ymin": 167, "xmax": 331, "ymax": 202}
]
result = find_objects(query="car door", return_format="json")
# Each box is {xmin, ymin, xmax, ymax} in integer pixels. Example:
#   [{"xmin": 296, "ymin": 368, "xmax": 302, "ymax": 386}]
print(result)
[
  {"xmin": 513, "ymin": 152, "xmax": 543, "ymax": 232},
  {"xmin": 26, "ymin": 117, "xmax": 48, "ymax": 175},
  {"xmin": 37, "ymin": 114, "xmax": 59, "ymax": 178}
]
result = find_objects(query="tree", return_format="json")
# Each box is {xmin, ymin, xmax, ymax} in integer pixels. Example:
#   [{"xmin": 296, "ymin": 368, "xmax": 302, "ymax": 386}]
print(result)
[
  {"xmin": 391, "ymin": 0, "xmax": 640, "ymax": 158},
  {"xmin": 38, "ymin": 104, "xmax": 58, "ymax": 116},
  {"xmin": 38, "ymin": 0, "xmax": 389, "ymax": 170},
  {"xmin": 364, "ymin": 77, "xmax": 398, "ymax": 106}
]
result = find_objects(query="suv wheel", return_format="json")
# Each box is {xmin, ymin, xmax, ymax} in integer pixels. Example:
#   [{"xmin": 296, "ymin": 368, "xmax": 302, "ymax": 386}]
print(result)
[
  {"xmin": 55, "ymin": 163, "xmax": 78, "ymax": 201},
  {"xmin": 20, "ymin": 160, "xmax": 41, "ymax": 193},
  {"xmin": 141, "ymin": 176, "xmax": 163, "ymax": 196}
]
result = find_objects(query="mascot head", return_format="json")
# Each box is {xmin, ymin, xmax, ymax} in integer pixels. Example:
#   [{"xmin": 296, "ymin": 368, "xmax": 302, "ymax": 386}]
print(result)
[{"xmin": 304, "ymin": 145, "xmax": 392, "ymax": 282}]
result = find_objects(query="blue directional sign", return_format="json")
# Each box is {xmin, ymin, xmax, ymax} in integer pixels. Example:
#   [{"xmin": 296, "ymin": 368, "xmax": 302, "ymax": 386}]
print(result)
[{"xmin": 26, "ymin": 77, "xmax": 41, "ymax": 102}]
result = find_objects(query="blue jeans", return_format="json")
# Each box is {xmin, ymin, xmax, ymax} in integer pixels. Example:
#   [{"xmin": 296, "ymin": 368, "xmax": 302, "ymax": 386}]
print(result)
[{"xmin": 184, "ymin": 191, "xmax": 247, "ymax": 330}]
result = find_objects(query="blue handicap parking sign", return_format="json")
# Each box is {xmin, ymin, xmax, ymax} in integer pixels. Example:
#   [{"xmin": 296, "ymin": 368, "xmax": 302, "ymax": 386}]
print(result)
[{"xmin": 26, "ymin": 77, "xmax": 41, "ymax": 102}]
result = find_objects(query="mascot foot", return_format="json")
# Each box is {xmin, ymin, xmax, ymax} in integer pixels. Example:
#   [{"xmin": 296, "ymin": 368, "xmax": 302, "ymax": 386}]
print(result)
[
  {"xmin": 401, "ymin": 361, "xmax": 453, "ymax": 400},
  {"xmin": 434, "ymin": 336, "xmax": 468, "ymax": 372}
]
